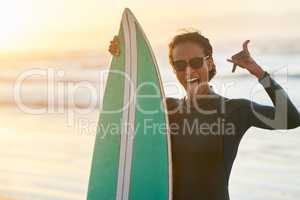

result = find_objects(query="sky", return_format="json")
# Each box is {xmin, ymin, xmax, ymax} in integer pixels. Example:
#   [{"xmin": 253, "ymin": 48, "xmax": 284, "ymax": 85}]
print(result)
[{"xmin": 0, "ymin": 0, "xmax": 300, "ymax": 55}]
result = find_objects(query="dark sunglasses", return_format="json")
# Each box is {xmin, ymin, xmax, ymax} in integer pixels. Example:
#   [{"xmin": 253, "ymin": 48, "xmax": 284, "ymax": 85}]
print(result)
[{"xmin": 172, "ymin": 55, "xmax": 210, "ymax": 71}]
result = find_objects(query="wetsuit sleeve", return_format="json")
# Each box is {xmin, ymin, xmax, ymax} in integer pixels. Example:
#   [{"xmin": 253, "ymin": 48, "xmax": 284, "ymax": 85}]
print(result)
[{"xmin": 245, "ymin": 72, "xmax": 300, "ymax": 130}]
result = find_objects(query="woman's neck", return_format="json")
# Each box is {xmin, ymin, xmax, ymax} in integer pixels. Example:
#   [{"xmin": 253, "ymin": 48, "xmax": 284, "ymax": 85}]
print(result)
[{"xmin": 185, "ymin": 83, "xmax": 211, "ymax": 103}]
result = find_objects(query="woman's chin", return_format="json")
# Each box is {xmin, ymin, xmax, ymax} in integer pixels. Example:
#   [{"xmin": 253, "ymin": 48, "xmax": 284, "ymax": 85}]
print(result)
[{"xmin": 186, "ymin": 82, "xmax": 209, "ymax": 97}]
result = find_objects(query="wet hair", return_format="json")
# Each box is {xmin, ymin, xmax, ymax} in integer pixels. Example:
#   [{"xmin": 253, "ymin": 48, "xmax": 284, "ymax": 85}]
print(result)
[{"xmin": 168, "ymin": 31, "xmax": 216, "ymax": 80}]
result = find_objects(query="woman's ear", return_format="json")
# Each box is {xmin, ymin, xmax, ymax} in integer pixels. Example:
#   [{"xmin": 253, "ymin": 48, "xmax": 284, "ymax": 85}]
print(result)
[{"xmin": 207, "ymin": 57, "xmax": 213, "ymax": 71}]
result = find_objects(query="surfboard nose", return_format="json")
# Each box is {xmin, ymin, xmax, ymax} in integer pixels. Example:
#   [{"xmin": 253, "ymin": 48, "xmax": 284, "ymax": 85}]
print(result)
[
  {"xmin": 123, "ymin": 8, "xmax": 131, "ymax": 15},
  {"xmin": 122, "ymin": 8, "xmax": 133, "ymax": 22},
  {"xmin": 123, "ymin": 8, "xmax": 136, "ymax": 19},
  {"xmin": 124, "ymin": 7, "xmax": 130, "ymax": 12}
]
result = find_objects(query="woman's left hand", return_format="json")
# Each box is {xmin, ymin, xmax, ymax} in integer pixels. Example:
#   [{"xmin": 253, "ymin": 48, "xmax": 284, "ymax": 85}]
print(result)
[{"xmin": 227, "ymin": 40, "xmax": 264, "ymax": 79}]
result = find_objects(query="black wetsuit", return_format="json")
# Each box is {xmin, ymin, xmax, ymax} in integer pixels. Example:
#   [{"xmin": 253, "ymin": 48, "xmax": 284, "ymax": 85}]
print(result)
[{"xmin": 166, "ymin": 72, "xmax": 300, "ymax": 200}]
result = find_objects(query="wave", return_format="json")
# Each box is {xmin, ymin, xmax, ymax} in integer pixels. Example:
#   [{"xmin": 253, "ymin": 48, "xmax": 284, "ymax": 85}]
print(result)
[{"xmin": 1, "ymin": 54, "xmax": 300, "ymax": 108}]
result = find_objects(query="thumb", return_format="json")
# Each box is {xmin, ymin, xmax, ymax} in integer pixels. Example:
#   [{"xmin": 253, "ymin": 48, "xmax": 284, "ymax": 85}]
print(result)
[
  {"xmin": 227, "ymin": 59, "xmax": 238, "ymax": 73},
  {"xmin": 227, "ymin": 59, "xmax": 238, "ymax": 64}
]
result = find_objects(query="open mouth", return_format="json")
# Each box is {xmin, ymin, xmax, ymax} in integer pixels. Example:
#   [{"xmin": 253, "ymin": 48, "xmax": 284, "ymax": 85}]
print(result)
[{"xmin": 187, "ymin": 77, "xmax": 200, "ymax": 84}]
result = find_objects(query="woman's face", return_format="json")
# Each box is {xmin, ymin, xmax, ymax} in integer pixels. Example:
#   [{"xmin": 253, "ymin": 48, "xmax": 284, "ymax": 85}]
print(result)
[{"xmin": 172, "ymin": 42, "xmax": 212, "ymax": 93}]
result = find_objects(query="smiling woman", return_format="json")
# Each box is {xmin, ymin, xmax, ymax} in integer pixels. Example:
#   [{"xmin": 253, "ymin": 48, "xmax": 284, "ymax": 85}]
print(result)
[{"xmin": 1, "ymin": 1, "xmax": 300, "ymax": 200}]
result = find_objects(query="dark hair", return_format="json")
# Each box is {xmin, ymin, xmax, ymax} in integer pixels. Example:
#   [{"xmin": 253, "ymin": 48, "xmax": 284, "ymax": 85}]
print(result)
[{"xmin": 168, "ymin": 31, "xmax": 216, "ymax": 80}]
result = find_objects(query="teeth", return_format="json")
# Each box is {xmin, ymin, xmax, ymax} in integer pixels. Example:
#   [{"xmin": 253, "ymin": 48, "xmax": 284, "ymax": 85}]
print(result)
[{"xmin": 187, "ymin": 78, "xmax": 199, "ymax": 83}]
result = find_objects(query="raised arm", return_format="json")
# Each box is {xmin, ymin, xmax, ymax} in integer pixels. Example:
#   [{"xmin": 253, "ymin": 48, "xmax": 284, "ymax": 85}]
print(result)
[
  {"xmin": 228, "ymin": 40, "xmax": 300, "ymax": 130},
  {"xmin": 245, "ymin": 72, "xmax": 300, "ymax": 130}
]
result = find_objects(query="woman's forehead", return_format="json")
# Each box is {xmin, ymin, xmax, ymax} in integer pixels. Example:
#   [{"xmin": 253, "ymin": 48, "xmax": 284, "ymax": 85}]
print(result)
[{"xmin": 172, "ymin": 42, "xmax": 205, "ymax": 59}]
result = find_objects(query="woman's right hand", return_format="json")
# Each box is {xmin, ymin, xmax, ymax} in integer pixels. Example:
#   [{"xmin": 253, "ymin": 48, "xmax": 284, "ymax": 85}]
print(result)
[{"xmin": 108, "ymin": 36, "xmax": 120, "ymax": 56}]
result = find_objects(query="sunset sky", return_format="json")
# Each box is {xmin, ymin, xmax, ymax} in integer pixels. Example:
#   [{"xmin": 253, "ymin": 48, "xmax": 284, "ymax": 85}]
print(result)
[{"xmin": 0, "ymin": 0, "xmax": 300, "ymax": 54}]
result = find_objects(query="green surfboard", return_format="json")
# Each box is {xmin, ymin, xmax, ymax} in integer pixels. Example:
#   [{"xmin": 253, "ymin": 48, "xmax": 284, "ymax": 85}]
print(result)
[{"xmin": 87, "ymin": 8, "xmax": 172, "ymax": 200}]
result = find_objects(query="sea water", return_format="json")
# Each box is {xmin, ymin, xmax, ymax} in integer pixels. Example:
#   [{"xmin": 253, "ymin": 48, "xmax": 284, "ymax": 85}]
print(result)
[{"xmin": 0, "ymin": 53, "xmax": 299, "ymax": 200}]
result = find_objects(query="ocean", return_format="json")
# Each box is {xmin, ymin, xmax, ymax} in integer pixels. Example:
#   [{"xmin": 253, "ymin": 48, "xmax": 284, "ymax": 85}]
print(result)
[{"xmin": 0, "ymin": 52, "xmax": 299, "ymax": 200}]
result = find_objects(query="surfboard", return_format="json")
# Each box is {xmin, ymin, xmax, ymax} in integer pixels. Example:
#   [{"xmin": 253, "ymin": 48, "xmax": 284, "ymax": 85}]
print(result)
[{"xmin": 87, "ymin": 8, "xmax": 172, "ymax": 200}]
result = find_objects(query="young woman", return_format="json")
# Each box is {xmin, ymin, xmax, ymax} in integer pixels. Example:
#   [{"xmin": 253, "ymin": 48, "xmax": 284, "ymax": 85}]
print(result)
[{"xmin": 109, "ymin": 32, "xmax": 300, "ymax": 200}]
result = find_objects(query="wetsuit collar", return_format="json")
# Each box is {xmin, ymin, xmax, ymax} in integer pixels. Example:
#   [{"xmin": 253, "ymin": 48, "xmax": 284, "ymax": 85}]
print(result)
[{"xmin": 181, "ymin": 85, "xmax": 224, "ymax": 112}]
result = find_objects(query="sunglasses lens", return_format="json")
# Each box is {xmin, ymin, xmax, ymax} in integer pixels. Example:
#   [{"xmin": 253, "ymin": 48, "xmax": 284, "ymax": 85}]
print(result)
[
  {"xmin": 173, "ymin": 60, "xmax": 187, "ymax": 71},
  {"xmin": 189, "ymin": 57, "xmax": 203, "ymax": 69}
]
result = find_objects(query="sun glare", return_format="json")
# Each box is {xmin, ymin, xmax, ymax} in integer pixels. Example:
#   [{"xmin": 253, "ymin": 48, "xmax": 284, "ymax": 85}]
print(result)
[
  {"xmin": 0, "ymin": 0, "xmax": 299, "ymax": 54},
  {"xmin": 0, "ymin": 1, "xmax": 34, "ymax": 52}
]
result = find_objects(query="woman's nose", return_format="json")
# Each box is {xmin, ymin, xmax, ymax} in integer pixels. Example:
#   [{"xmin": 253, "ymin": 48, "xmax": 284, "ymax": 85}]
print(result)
[{"xmin": 186, "ymin": 65, "xmax": 197, "ymax": 75}]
